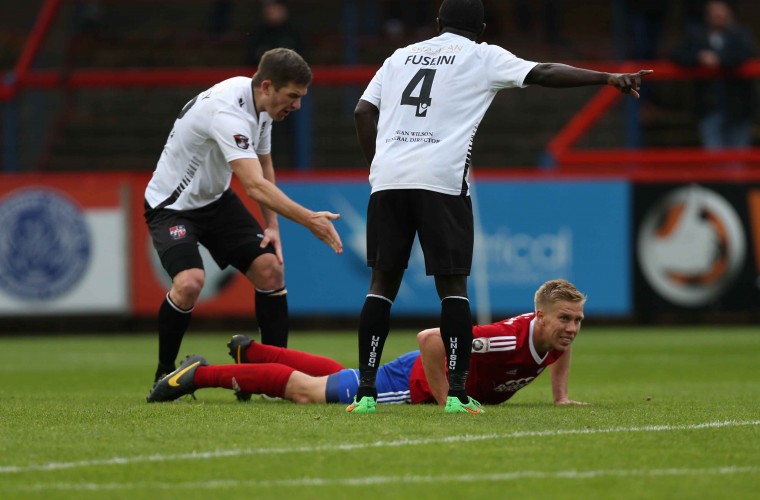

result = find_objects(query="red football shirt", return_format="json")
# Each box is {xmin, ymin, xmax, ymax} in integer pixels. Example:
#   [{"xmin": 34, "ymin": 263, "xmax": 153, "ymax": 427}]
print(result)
[{"xmin": 409, "ymin": 313, "xmax": 565, "ymax": 404}]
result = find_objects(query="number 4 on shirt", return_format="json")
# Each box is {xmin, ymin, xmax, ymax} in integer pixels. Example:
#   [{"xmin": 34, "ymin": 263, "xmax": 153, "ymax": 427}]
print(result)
[{"xmin": 401, "ymin": 69, "xmax": 436, "ymax": 117}]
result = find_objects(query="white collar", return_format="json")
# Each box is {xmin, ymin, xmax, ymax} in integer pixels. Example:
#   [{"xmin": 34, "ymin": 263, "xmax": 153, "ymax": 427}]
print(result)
[{"xmin": 529, "ymin": 318, "xmax": 549, "ymax": 365}]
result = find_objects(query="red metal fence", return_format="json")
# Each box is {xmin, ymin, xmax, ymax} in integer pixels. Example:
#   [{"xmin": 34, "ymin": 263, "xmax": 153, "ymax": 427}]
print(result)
[{"xmin": 3, "ymin": 0, "xmax": 760, "ymax": 170}]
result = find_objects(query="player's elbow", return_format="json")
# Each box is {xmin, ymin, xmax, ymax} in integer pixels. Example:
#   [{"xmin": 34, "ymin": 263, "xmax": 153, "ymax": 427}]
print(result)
[
  {"xmin": 354, "ymin": 99, "xmax": 378, "ymax": 124},
  {"xmin": 243, "ymin": 181, "xmax": 267, "ymax": 203},
  {"xmin": 525, "ymin": 63, "xmax": 587, "ymax": 87},
  {"xmin": 525, "ymin": 63, "xmax": 557, "ymax": 86}
]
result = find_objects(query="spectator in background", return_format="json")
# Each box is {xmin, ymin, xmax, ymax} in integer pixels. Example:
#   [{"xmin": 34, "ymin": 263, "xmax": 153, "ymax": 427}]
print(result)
[
  {"xmin": 245, "ymin": 1, "xmax": 306, "ymax": 168},
  {"xmin": 672, "ymin": 0, "xmax": 757, "ymax": 149},
  {"xmin": 245, "ymin": 0, "xmax": 305, "ymax": 66},
  {"xmin": 680, "ymin": 0, "xmax": 739, "ymax": 32}
]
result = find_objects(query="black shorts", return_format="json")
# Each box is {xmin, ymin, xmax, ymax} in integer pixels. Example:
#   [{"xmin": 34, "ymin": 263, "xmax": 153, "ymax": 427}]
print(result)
[
  {"xmin": 366, "ymin": 189, "xmax": 473, "ymax": 276},
  {"xmin": 144, "ymin": 189, "xmax": 275, "ymax": 278}
]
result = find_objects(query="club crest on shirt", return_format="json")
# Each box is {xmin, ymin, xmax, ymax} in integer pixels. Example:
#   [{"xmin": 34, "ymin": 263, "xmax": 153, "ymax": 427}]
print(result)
[
  {"xmin": 233, "ymin": 134, "xmax": 250, "ymax": 150},
  {"xmin": 169, "ymin": 225, "xmax": 187, "ymax": 240},
  {"xmin": 472, "ymin": 339, "xmax": 486, "ymax": 352}
]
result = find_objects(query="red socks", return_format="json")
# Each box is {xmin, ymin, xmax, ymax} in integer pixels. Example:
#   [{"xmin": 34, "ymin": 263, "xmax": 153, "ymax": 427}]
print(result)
[
  {"xmin": 192, "ymin": 342, "xmax": 344, "ymax": 398},
  {"xmin": 244, "ymin": 342, "xmax": 344, "ymax": 376},
  {"xmin": 194, "ymin": 364, "xmax": 295, "ymax": 398}
]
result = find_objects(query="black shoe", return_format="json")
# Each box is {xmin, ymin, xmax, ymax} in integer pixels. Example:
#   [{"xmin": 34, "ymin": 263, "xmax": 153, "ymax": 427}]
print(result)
[
  {"xmin": 147, "ymin": 354, "xmax": 207, "ymax": 403},
  {"xmin": 154, "ymin": 362, "xmax": 176, "ymax": 383},
  {"xmin": 226, "ymin": 335, "xmax": 253, "ymax": 402},
  {"xmin": 227, "ymin": 334, "xmax": 253, "ymax": 363}
]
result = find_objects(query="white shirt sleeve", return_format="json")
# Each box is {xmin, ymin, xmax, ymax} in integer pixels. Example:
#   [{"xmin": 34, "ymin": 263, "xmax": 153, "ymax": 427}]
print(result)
[
  {"xmin": 359, "ymin": 60, "xmax": 387, "ymax": 107},
  {"xmin": 487, "ymin": 46, "xmax": 539, "ymax": 91},
  {"xmin": 209, "ymin": 109, "xmax": 258, "ymax": 163}
]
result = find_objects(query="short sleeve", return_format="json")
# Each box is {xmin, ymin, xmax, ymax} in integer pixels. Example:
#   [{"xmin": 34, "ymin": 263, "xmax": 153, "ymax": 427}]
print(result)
[
  {"xmin": 209, "ymin": 108, "xmax": 258, "ymax": 163},
  {"xmin": 472, "ymin": 320, "xmax": 516, "ymax": 340},
  {"xmin": 359, "ymin": 59, "xmax": 387, "ymax": 107},
  {"xmin": 485, "ymin": 45, "xmax": 539, "ymax": 91}
]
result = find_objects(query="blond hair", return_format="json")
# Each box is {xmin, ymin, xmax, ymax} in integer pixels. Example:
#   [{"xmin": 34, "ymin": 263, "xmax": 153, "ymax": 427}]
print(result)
[{"xmin": 534, "ymin": 279, "xmax": 586, "ymax": 311}]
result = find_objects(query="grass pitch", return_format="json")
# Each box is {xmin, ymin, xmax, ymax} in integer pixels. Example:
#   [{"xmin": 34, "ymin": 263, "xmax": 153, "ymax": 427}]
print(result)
[{"xmin": 0, "ymin": 326, "xmax": 758, "ymax": 499}]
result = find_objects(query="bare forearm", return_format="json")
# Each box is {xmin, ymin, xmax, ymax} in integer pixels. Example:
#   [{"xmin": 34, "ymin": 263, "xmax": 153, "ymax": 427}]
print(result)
[
  {"xmin": 417, "ymin": 329, "xmax": 449, "ymax": 405},
  {"xmin": 259, "ymin": 155, "xmax": 279, "ymax": 228},
  {"xmin": 354, "ymin": 100, "xmax": 378, "ymax": 165},
  {"xmin": 527, "ymin": 64, "xmax": 653, "ymax": 98},
  {"xmin": 551, "ymin": 370, "xmax": 569, "ymax": 403},
  {"xmin": 526, "ymin": 63, "xmax": 609, "ymax": 88},
  {"xmin": 231, "ymin": 157, "xmax": 343, "ymax": 253},
  {"xmin": 246, "ymin": 179, "xmax": 312, "ymax": 226},
  {"xmin": 551, "ymin": 350, "xmax": 572, "ymax": 403}
]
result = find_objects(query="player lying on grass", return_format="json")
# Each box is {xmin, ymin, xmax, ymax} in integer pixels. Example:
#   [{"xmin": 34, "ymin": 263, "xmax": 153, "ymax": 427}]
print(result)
[{"xmin": 147, "ymin": 279, "xmax": 588, "ymax": 408}]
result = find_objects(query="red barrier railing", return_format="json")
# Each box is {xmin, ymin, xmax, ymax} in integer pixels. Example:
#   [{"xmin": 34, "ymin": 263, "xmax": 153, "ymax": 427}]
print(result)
[
  {"xmin": 547, "ymin": 60, "xmax": 760, "ymax": 168},
  {"xmin": 16, "ymin": 66, "xmax": 379, "ymax": 89},
  {"xmin": 2, "ymin": 0, "xmax": 62, "ymax": 101},
  {"xmin": 3, "ymin": 0, "xmax": 760, "ymax": 170}
]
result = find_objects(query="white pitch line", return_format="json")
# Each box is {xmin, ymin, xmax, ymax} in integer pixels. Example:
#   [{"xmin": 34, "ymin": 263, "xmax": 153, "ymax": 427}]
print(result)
[
  {"xmin": 7, "ymin": 466, "xmax": 760, "ymax": 492},
  {"xmin": 1, "ymin": 419, "xmax": 758, "ymax": 474}
]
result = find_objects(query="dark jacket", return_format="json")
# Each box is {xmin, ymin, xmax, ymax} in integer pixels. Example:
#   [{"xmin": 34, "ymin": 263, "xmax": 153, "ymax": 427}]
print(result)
[{"xmin": 672, "ymin": 23, "xmax": 757, "ymax": 119}]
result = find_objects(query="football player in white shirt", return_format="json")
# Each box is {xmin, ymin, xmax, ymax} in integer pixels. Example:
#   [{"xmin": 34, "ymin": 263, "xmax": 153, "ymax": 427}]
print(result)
[
  {"xmin": 349, "ymin": 0, "xmax": 651, "ymax": 414},
  {"xmin": 144, "ymin": 48, "xmax": 343, "ymax": 384}
]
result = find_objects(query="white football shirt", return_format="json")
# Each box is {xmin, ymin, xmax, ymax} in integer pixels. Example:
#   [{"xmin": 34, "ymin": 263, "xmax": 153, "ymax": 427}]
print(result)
[
  {"xmin": 145, "ymin": 76, "xmax": 272, "ymax": 210},
  {"xmin": 360, "ymin": 32, "xmax": 538, "ymax": 196}
]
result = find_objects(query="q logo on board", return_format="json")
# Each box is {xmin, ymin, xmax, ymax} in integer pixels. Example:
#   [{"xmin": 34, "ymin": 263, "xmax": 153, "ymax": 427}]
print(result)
[
  {"xmin": 637, "ymin": 184, "xmax": 746, "ymax": 307},
  {"xmin": 0, "ymin": 188, "xmax": 91, "ymax": 300}
]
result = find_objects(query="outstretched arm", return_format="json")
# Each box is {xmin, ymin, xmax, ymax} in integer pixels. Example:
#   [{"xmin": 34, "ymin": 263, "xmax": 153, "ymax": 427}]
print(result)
[
  {"xmin": 355, "ymin": 99, "xmax": 379, "ymax": 166},
  {"xmin": 525, "ymin": 63, "xmax": 653, "ymax": 99},
  {"xmin": 550, "ymin": 347, "xmax": 588, "ymax": 405},
  {"xmin": 417, "ymin": 328, "xmax": 449, "ymax": 405},
  {"xmin": 257, "ymin": 153, "xmax": 283, "ymax": 264},
  {"xmin": 230, "ymin": 157, "xmax": 343, "ymax": 254}
]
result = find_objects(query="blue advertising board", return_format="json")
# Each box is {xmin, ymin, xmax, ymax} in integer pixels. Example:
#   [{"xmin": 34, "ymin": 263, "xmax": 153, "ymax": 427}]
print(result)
[{"xmin": 278, "ymin": 179, "xmax": 631, "ymax": 316}]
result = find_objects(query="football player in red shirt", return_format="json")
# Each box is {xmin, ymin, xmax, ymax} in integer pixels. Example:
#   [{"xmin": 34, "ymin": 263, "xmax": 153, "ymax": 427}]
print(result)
[{"xmin": 148, "ymin": 279, "xmax": 588, "ymax": 407}]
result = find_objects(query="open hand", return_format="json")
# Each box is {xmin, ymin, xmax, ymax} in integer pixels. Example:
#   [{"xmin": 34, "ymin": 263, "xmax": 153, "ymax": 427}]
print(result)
[
  {"xmin": 555, "ymin": 398, "xmax": 590, "ymax": 405},
  {"xmin": 309, "ymin": 211, "xmax": 343, "ymax": 254}
]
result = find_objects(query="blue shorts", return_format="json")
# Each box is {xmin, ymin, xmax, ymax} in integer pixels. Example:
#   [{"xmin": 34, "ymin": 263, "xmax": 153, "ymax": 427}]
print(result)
[{"xmin": 325, "ymin": 351, "xmax": 420, "ymax": 404}]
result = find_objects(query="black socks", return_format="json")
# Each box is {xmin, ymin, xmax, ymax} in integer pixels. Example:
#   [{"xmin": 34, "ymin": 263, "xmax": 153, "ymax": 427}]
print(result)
[
  {"xmin": 255, "ymin": 287, "xmax": 289, "ymax": 348},
  {"xmin": 441, "ymin": 296, "xmax": 472, "ymax": 403},
  {"xmin": 156, "ymin": 293, "xmax": 193, "ymax": 382},
  {"xmin": 356, "ymin": 294, "xmax": 392, "ymax": 399}
]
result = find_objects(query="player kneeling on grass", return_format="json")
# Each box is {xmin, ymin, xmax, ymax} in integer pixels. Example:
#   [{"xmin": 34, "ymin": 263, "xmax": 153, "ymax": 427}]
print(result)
[{"xmin": 147, "ymin": 279, "xmax": 589, "ymax": 409}]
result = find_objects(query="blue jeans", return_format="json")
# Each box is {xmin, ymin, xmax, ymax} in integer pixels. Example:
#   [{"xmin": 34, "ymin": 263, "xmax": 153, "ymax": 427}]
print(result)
[{"xmin": 699, "ymin": 111, "xmax": 753, "ymax": 150}]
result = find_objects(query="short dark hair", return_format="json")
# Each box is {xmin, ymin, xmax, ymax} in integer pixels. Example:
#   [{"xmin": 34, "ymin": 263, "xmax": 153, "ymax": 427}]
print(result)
[
  {"xmin": 438, "ymin": 0, "xmax": 484, "ymax": 34},
  {"xmin": 252, "ymin": 48, "xmax": 312, "ymax": 89}
]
